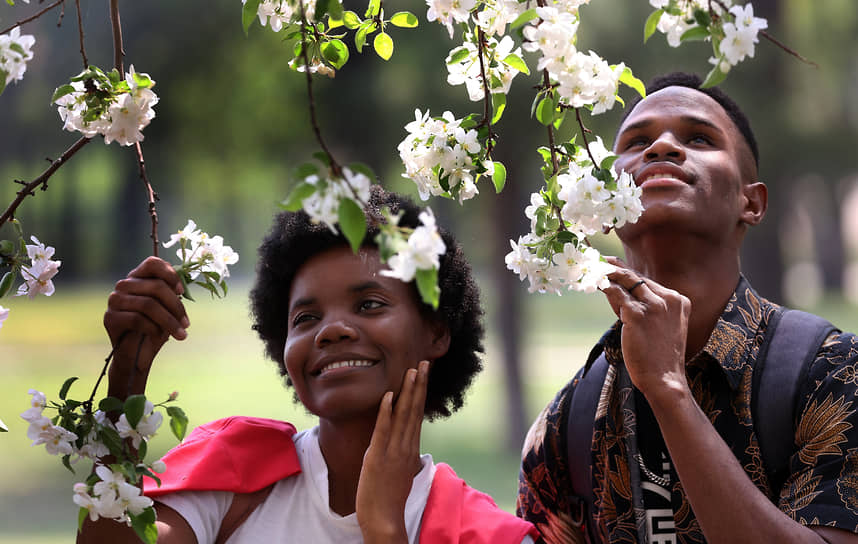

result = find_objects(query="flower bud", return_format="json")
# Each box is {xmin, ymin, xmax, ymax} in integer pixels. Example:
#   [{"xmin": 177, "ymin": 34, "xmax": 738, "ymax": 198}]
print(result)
[
  {"xmin": 151, "ymin": 459, "xmax": 167, "ymax": 473},
  {"xmin": 73, "ymin": 482, "xmax": 89, "ymax": 494}
]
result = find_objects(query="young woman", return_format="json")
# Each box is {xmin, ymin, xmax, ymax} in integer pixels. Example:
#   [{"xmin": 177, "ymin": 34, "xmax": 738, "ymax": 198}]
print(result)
[{"xmin": 79, "ymin": 187, "xmax": 539, "ymax": 543}]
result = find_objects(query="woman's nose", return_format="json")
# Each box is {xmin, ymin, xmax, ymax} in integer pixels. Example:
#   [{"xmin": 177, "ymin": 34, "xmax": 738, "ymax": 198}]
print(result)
[{"xmin": 314, "ymin": 317, "xmax": 359, "ymax": 347}]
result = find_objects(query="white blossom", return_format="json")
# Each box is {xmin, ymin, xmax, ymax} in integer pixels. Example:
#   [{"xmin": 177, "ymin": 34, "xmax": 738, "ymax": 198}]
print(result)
[
  {"xmin": 20, "ymin": 388, "xmax": 46, "ymax": 421},
  {"xmin": 426, "ymin": 0, "xmax": 477, "ymax": 38},
  {"xmin": 719, "ymin": 4, "xmax": 767, "ymax": 66},
  {"xmin": 0, "ymin": 305, "xmax": 8, "ymax": 330},
  {"xmin": 381, "ymin": 208, "xmax": 447, "ymax": 283},
  {"xmin": 16, "ymin": 258, "xmax": 61, "ymax": 299},
  {"xmin": 116, "ymin": 400, "xmax": 163, "ymax": 449},
  {"xmin": 446, "ymin": 35, "xmax": 523, "ymax": 102},
  {"xmin": 300, "ymin": 167, "xmax": 372, "ymax": 233},
  {"xmin": 0, "ymin": 27, "xmax": 35, "ymax": 87}
]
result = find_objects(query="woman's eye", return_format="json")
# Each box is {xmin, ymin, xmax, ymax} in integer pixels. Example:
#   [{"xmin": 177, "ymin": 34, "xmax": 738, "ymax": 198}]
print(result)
[{"xmin": 292, "ymin": 313, "xmax": 317, "ymax": 326}]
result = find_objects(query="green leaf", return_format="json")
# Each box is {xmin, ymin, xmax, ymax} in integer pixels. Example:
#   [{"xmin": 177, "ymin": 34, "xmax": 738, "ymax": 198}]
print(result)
[
  {"xmin": 619, "ymin": 66, "xmax": 646, "ymax": 98},
  {"xmin": 510, "ymin": 8, "xmax": 538, "ymax": 29},
  {"xmin": 312, "ymin": 151, "xmax": 332, "ymax": 167},
  {"xmin": 59, "ymin": 376, "xmax": 79, "ymax": 400},
  {"xmin": 279, "ymin": 182, "xmax": 317, "ymax": 211},
  {"xmin": 51, "ymin": 84, "xmax": 77, "ymax": 103},
  {"xmin": 123, "ymin": 395, "xmax": 147, "ymax": 429},
  {"xmin": 680, "ymin": 25, "xmax": 710, "ymax": 43},
  {"xmin": 536, "ymin": 96, "xmax": 556, "ymax": 126},
  {"xmin": 355, "ymin": 24, "xmax": 370, "ymax": 52},
  {"xmin": 415, "ymin": 268, "xmax": 440, "ymax": 309},
  {"xmin": 137, "ymin": 438, "xmax": 148, "ymax": 460},
  {"xmin": 99, "ymin": 426, "xmax": 125, "ymax": 457},
  {"xmin": 338, "ymin": 198, "xmax": 367, "ymax": 253},
  {"xmin": 78, "ymin": 507, "xmax": 88, "ymax": 531},
  {"xmin": 692, "ymin": 8, "xmax": 711, "ymax": 28},
  {"xmin": 98, "ymin": 396, "xmax": 124, "ymax": 413},
  {"xmin": 364, "ymin": 0, "xmax": 381, "ymax": 18},
  {"xmin": 502, "ymin": 54, "xmax": 529, "ymax": 75},
  {"xmin": 166, "ymin": 406, "xmax": 188, "ymax": 441},
  {"xmin": 315, "ymin": 0, "xmax": 332, "ymax": 20},
  {"xmin": 599, "ymin": 154, "xmax": 619, "ymax": 171},
  {"xmin": 644, "ymin": 9, "xmax": 663, "ymax": 43},
  {"xmin": 0, "ymin": 271, "xmax": 14, "ymax": 298},
  {"xmin": 446, "ymin": 46, "xmax": 470, "ymax": 65},
  {"xmin": 0, "ymin": 69, "xmax": 7, "ymax": 96},
  {"xmin": 130, "ymin": 509, "xmax": 158, "ymax": 544},
  {"xmin": 701, "ymin": 64, "xmax": 728, "ymax": 88},
  {"xmin": 373, "ymin": 32, "xmax": 394, "ymax": 61},
  {"xmin": 242, "ymin": 0, "xmax": 263, "ymax": 35},
  {"xmin": 491, "ymin": 93, "xmax": 506, "ymax": 125},
  {"xmin": 491, "ymin": 162, "xmax": 507, "ymax": 193},
  {"xmin": 343, "ymin": 10, "xmax": 362, "ymax": 29},
  {"xmin": 390, "ymin": 11, "xmax": 418, "ymax": 28},
  {"xmin": 348, "ymin": 162, "xmax": 376, "ymax": 180},
  {"xmin": 321, "ymin": 39, "xmax": 350, "ymax": 69},
  {"xmin": 0, "ymin": 239, "xmax": 14, "ymax": 256}
]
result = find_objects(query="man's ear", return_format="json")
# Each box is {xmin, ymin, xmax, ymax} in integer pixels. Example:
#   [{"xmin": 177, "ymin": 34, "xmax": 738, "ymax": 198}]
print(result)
[{"xmin": 741, "ymin": 182, "xmax": 767, "ymax": 227}]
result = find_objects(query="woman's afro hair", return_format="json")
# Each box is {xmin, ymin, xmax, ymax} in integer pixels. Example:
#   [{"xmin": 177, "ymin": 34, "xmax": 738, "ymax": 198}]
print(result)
[{"xmin": 249, "ymin": 186, "xmax": 484, "ymax": 420}]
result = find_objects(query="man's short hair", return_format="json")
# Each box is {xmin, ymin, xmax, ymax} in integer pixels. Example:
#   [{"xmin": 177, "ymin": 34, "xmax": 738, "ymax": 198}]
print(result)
[{"xmin": 620, "ymin": 72, "xmax": 759, "ymax": 168}]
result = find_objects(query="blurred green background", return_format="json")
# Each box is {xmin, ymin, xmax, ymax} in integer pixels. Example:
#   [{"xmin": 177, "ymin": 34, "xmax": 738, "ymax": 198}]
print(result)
[{"xmin": 1, "ymin": 0, "xmax": 858, "ymax": 541}]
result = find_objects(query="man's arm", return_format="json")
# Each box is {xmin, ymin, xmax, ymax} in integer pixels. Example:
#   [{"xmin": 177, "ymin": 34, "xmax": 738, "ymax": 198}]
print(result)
[{"xmin": 602, "ymin": 267, "xmax": 858, "ymax": 544}]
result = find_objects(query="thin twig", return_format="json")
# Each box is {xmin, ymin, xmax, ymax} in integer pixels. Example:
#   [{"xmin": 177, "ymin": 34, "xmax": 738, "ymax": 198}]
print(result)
[
  {"xmin": 134, "ymin": 142, "xmax": 160, "ymax": 256},
  {"xmin": 760, "ymin": 30, "xmax": 818, "ymax": 68},
  {"xmin": 476, "ymin": 28, "xmax": 496, "ymax": 156},
  {"xmin": 575, "ymin": 108, "xmax": 598, "ymax": 167},
  {"xmin": 298, "ymin": 1, "xmax": 341, "ymax": 178},
  {"xmin": 74, "ymin": 0, "xmax": 87, "ymax": 69},
  {"xmin": 0, "ymin": 0, "xmax": 65, "ymax": 35},
  {"xmin": 108, "ymin": 0, "xmax": 124, "ymax": 73},
  {"xmin": 0, "ymin": 137, "xmax": 91, "ymax": 226}
]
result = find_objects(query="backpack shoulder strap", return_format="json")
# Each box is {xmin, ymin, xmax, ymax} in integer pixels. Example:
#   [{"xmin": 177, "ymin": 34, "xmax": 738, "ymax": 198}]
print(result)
[
  {"xmin": 752, "ymin": 308, "xmax": 838, "ymax": 494},
  {"xmin": 565, "ymin": 351, "xmax": 609, "ymax": 531},
  {"xmin": 214, "ymin": 484, "xmax": 275, "ymax": 544}
]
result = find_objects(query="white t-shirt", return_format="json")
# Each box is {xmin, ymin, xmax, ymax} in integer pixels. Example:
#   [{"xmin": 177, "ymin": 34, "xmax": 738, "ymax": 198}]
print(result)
[
  {"xmin": 157, "ymin": 426, "xmax": 434, "ymax": 544},
  {"xmin": 157, "ymin": 426, "xmax": 535, "ymax": 543}
]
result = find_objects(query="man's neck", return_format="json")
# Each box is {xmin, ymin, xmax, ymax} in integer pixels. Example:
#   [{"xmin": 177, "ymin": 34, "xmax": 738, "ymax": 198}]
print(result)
[{"xmin": 623, "ymin": 235, "xmax": 742, "ymax": 360}]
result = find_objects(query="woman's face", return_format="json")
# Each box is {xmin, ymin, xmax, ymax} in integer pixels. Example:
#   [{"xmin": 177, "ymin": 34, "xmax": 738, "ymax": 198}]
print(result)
[{"xmin": 283, "ymin": 245, "xmax": 449, "ymax": 422}]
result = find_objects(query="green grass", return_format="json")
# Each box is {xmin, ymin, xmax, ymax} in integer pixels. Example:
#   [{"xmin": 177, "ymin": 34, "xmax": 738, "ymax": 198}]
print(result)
[{"xmin": 3, "ymin": 280, "xmax": 852, "ymax": 542}]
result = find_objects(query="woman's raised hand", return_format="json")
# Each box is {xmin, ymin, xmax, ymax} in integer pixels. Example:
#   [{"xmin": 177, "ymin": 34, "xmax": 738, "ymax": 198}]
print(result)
[
  {"xmin": 356, "ymin": 360, "xmax": 429, "ymax": 544},
  {"xmin": 103, "ymin": 256, "xmax": 189, "ymax": 400}
]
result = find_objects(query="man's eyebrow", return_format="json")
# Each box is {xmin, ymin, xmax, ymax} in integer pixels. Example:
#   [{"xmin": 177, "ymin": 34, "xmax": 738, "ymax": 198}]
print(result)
[{"xmin": 618, "ymin": 115, "xmax": 724, "ymax": 136}]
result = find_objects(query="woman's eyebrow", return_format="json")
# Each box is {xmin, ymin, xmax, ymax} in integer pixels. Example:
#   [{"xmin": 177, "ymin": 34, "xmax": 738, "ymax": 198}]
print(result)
[{"xmin": 350, "ymin": 280, "xmax": 384, "ymax": 293}]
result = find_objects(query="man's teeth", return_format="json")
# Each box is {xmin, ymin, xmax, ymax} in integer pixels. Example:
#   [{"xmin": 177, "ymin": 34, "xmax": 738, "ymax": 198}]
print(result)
[
  {"xmin": 321, "ymin": 360, "xmax": 374, "ymax": 373},
  {"xmin": 642, "ymin": 173, "xmax": 680, "ymax": 183}
]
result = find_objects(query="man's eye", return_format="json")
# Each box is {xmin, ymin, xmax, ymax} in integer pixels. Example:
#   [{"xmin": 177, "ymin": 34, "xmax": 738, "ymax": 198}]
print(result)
[
  {"xmin": 689, "ymin": 134, "xmax": 711, "ymax": 145},
  {"xmin": 624, "ymin": 138, "xmax": 648, "ymax": 149},
  {"xmin": 360, "ymin": 300, "xmax": 385, "ymax": 311}
]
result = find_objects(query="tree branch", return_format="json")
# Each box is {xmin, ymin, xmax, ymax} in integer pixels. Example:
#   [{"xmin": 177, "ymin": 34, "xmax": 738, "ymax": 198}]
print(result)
[
  {"xmin": 134, "ymin": 143, "xmax": 160, "ymax": 256},
  {"xmin": 476, "ymin": 28, "xmax": 496, "ymax": 156},
  {"xmin": 75, "ymin": 0, "xmax": 88, "ymax": 69},
  {"xmin": 109, "ymin": 0, "xmax": 124, "ymax": 73},
  {"xmin": 0, "ymin": 0, "xmax": 65, "ymax": 36},
  {"xmin": 0, "ymin": 137, "xmax": 91, "ymax": 227}
]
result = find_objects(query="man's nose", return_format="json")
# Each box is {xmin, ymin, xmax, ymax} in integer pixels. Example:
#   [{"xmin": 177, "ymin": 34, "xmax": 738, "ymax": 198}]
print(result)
[
  {"xmin": 644, "ymin": 133, "xmax": 685, "ymax": 162},
  {"xmin": 314, "ymin": 317, "xmax": 359, "ymax": 347}
]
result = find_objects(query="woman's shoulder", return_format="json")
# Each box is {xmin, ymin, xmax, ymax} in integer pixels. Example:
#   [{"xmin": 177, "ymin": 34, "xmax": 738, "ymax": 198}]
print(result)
[
  {"xmin": 421, "ymin": 463, "xmax": 538, "ymax": 544},
  {"xmin": 144, "ymin": 416, "xmax": 303, "ymax": 497}
]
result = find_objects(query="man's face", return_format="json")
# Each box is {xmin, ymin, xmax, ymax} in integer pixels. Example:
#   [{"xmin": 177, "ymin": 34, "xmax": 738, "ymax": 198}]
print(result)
[{"xmin": 612, "ymin": 86, "xmax": 756, "ymax": 245}]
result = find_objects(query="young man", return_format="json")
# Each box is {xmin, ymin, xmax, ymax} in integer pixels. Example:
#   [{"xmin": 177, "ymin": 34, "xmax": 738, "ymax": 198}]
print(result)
[{"xmin": 517, "ymin": 72, "xmax": 858, "ymax": 543}]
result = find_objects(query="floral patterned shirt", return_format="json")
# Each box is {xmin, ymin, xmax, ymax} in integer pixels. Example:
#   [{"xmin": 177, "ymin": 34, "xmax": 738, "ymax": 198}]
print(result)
[{"xmin": 517, "ymin": 277, "xmax": 858, "ymax": 543}]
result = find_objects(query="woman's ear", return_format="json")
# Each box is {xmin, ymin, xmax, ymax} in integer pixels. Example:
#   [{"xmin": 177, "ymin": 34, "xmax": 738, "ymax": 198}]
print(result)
[
  {"xmin": 425, "ymin": 317, "xmax": 451, "ymax": 361},
  {"xmin": 741, "ymin": 182, "xmax": 767, "ymax": 227}
]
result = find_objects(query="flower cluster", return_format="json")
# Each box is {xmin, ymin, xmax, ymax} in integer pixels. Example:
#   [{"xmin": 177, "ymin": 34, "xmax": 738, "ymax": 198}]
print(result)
[
  {"xmin": 299, "ymin": 167, "xmax": 372, "ymax": 232},
  {"xmin": 647, "ymin": 1, "xmax": 768, "ymax": 84},
  {"xmin": 380, "ymin": 208, "xmax": 446, "ymax": 283},
  {"xmin": 73, "ymin": 464, "xmax": 157, "ymax": 525},
  {"xmin": 523, "ymin": 4, "xmax": 625, "ymax": 115},
  {"xmin": 22, "ymin": 383, "xmax": 186, "ymax": 542},
  {"xmin": 53, "ymin": 65, "xmax": 158, "ymax": 146},
  {"xmin": 446, "ymin": 34, "xmax": 526, "ymax": 102},
  {"xmin": 398, "ymin": 109, "xmax": 493, "ymax": 203},
  {"xmin": 0, "ymin": 27, "xmax": 35, "ymax": 91},
  {"xmin": 164, "ymin": 220, "xmax": 239, "ymax": 298},
  {"xmin": 504, "ymin": 139, "xmax": 642, "ymax": 294},
  {"xmin": 16, "ymin": 236, "xmax": 61, "ymax": 299},
  {"xmin": 243, "ymin": 0, "xmax": 317, "ymax": 32}
]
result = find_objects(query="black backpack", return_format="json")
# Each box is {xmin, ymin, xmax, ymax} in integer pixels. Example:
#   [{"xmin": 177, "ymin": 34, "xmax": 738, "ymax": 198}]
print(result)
[{"xmin": 564, "ymin": 308, "xmax": 838, "ymax": 541}]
